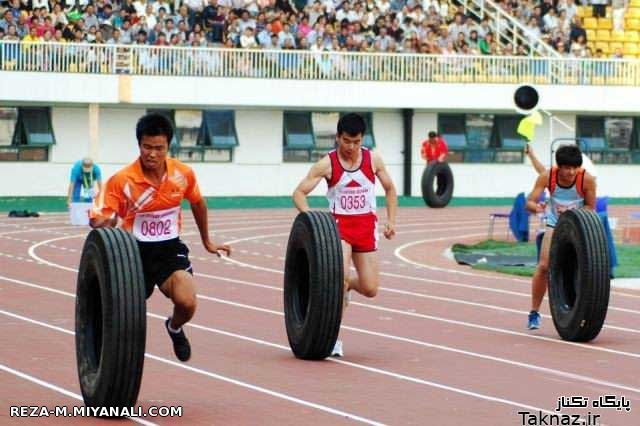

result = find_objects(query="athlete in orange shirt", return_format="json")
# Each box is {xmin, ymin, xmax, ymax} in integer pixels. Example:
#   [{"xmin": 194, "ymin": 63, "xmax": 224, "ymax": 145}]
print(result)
[{"xmin": 90, "ymin": 113, "xmax": 231, "ymax": 362}]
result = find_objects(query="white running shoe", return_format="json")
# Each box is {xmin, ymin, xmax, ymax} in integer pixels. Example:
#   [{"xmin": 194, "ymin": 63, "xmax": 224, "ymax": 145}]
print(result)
[
  {"xmin": 344, "ymin": 290, "xmax": 351, "ymax": 307},
  {"xmin": 331, "ymin": 340, "xmax": 344, "ymax": 357}
]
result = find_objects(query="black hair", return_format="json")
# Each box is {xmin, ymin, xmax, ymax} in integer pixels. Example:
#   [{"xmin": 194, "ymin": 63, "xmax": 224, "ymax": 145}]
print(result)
[
  {"xmin": 555, "ymin": 145, "xmax": 583, "ymax": 168},
  {"xmin": 428, "ymin": 131, "xmax": 437, "ymax": 138},
  {"xmin": 337, "ymin": 113, "xmax": 366, "ymax": 136},
  {"xmin": 136, "ymin": 113, "xmax": 173, "ymax": 145}
]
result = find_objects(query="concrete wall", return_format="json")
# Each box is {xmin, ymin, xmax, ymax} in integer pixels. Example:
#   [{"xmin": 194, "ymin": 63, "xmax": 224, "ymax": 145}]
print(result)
[{"xmin": 0, "ymin": 72, "xmax": 638, "ymax": 198}]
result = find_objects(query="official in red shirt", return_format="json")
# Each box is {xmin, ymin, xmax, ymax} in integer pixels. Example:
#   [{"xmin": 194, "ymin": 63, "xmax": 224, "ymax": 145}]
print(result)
[{"xmin": 421, "ymin": 131, "xmax": 449, "ymax": 163}]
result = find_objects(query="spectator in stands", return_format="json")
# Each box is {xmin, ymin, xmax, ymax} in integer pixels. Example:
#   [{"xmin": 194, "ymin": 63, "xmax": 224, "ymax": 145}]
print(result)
[
  {"xmin": 612, "ymin": 0, "xmax": 629, "ymax": 32},
  {"xmin": 555, "ymin": 40, "xmax": 567, "ymax": 55},
  {"xmin": 569, "ymin": 16, "xmax": 587, "ymax": 43},
  {"xmin": 4, "ymin": 24, "xmax": 19, "ymax": 41},
  {"xmin": 0, "ymin": 10, "xmax": 14, "ymax": 33},
  {"xmin": 558, "ymin": 0, "xmax": 578, "ymax": 23},
  {"xmin": 543, "ymin": 7, "xmax": 559, "ymax": 33},
  {"xmin": 479, "ymin": 32, "xmax": 494, "ymax": 54},
  {"xmin": 0, "ymin": 0, "xmax": 615, "ymax": 64},
  {"xmin": 240, "ymin": 26, "xmax": 257, "ymax": 47},
  {"xmin": 570, "ymin": 34, "xmax": 587, "ymax": 57},
  {"xmin": 612, "ymin": 46, "xmax": 624, "ymax": 58},
  {"xmin": 591, "ymin": 0, "xmax": 608, "ymax": 19}
]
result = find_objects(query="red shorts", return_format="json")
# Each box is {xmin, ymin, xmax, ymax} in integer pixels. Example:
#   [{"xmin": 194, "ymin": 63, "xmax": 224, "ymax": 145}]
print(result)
[{"xmin": 333, "ymin": 213, "xmax": 378, "ymax": 253}]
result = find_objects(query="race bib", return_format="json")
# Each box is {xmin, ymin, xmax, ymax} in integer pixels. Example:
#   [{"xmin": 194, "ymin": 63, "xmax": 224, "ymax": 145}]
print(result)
[
  {"xmin": 80, "ymin": 186, "xmax": 94, "ymax": 200},
  {"xmin": 133, "ymin": 206, "xmax": 179, "ymax": 242},
  {"xmin": 334, "ymin": 187, "xmax": 373, "ymax": 215},
  {"xmin": 552, "ymin": 200, "xmax": 582, "ymax": 216}
]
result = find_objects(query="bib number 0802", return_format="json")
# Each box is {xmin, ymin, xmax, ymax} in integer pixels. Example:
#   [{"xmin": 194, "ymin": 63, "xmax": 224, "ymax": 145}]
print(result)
[{"xmin": 140, "ymin": 219, "xmax": 172, "ymax": 237}]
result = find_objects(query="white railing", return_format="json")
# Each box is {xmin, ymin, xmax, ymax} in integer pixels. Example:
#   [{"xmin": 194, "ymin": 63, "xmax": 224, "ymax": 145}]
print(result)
[
  {"xmin": 0, "ymin": 41, "xmax": 116, "ymax": 73},
  {"xmin": 2, "ymin": 41, "xmax": 639, "ymax": 86},
  {"xmin": 459, "ymin": 0, "xmax": 561, "ymax": 58}
]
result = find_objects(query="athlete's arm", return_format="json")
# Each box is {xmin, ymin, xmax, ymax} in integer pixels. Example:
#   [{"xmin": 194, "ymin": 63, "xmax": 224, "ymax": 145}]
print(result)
[
  {"xmin": 67, "ymin": 182, "xmax": 73, "ymax": 208},
  {"xmin": 89, "ymin": 215, "xmax": 118, "ymax": 228},
  {"xmin": 373, "ymin": 152, "xmax": 398, "ymax": 239},
  {"xmin": 190, "ymin": 197, "xmax": 231, "ymax": 257},
  {"xmin": 526, "ymin": 173, "xmax": 548, "ymax": 214},
  {"xmin": 582, "ymin": 173, "xmax": 597, "ymax": 210},
  {"xmin": 437, "ymin": 139, "xmax": 448, "ymax": 162},
  {"xmin": 292, "ymin": 155, "xmax": 331, "ymax": 213},
  {"xmin": 525, "ymin": 145, "xmax": 546, "ymax": 175},
  {"xmin": 89, "ymin": 175, "xmax": 120, "ymax": 228}
]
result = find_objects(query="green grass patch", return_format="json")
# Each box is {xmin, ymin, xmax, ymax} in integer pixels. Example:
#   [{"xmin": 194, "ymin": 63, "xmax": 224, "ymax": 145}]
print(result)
[{"xmin": 452, "ymin": 239, "xmax": 640, "ymax": 278}]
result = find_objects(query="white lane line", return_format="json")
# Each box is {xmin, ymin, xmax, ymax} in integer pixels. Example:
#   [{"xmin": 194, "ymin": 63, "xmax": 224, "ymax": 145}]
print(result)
[
  {"xmin": 0, "ymin": 308, "xmax": 384, "ymax": 426},
  {"xmin": 0, "ymin": 362, "xmax": 157, "ymax": 426},
  {"xmin": 2, "ymin": 274, "xmax": 640, "ymax": 397},
  {"xmin": 394, "ymin": 238, "xmax": 640, "ymax": 300},
  {"xmin": 0, "ymin": 303, "xmax": 569, "ymax": 419},
  {"xmin": 25, "ymin": 235, "xmax": 640, "ymax": 348}
]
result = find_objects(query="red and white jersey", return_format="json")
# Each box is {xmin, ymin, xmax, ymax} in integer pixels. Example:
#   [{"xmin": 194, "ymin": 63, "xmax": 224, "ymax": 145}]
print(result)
[{"xmin": 326, "ymin": 148, "xmax": 377, "ymax": 216}]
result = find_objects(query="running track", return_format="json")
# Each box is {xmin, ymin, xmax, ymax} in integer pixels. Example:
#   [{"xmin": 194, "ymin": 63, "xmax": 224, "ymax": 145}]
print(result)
[{"xmin": 0, "ymin": 206, "xmax": 638, "ymax": 425}]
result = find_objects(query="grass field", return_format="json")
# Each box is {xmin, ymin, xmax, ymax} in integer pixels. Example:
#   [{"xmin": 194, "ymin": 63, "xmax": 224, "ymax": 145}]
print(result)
[{"xmin": 452, "ymin": 240, "xmax": 640, "ymax": 278}]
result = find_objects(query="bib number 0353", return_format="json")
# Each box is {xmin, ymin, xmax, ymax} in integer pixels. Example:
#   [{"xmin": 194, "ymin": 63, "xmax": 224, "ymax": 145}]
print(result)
[{"xmin": 340, "ymin": 194, "xmax": 366, "ymax": 211}]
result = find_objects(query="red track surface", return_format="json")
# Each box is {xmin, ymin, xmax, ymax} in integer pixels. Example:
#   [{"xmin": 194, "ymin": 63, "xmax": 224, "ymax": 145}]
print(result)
[{"xmin": 0, "ymin": 207, "xmax": 638, "ymax": 425}]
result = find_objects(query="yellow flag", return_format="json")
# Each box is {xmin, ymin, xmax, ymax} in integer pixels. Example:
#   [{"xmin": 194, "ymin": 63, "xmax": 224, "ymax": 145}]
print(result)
[{"xmin": 517, "ymin": 111, "xmax": 542, "ymax": 141}]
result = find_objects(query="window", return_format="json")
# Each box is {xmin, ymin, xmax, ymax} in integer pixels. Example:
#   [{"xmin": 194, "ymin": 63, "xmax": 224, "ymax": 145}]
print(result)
[
  {"xmin": 438, "ymin": 115, "xmax": 466, "ymax": 149},
  {"xmin": 200, "ymin": 111, "xmax": 238, "ymax": 148},
  {"xmin": 284, "ymin": 112, "xmax": 315, "ymax": 149},
  {"xmin": 605, "ymin": 118, "xmax": 633, "ymax": 150},
  {"xmin": 576, "ymin": 117, "xmax": 605, "ymax": 151},
  {"xmin": 13, "ymin": 108, "xmax": 55, "ymax": 145},
  {"xmin": 437, "ymin": 114, "xmax": 524, "ymax": 163},
  {"xmin": 284, "ymin": 111, "xmax": 376, "ymax": 162},
  {"xmin": 313, "ymin": 112, "xmax": 339, "ymax": 151},
  {"xmin": 0, "ymin": 108, "xmax": 17, "ymax": 146},
  {"xmin": 466, "ymin": 114, "xmax": 494, "ymax": 149},
  {"xmin": 0, "ymin": 108, "xmax": 52, "ymax": 161},
  {"xmin": 175, "ymin": 110, "xmax": 200, "ymax": 147},
  {"xmin": 148, "ymin": 109, "xmax": 237, "ymax": 162},
  {"xmin": 577, "ymin": 116, "xmax": 640, "ymax": 164},
  {"xmin": 494, "ymin": 116, "xmax": 526, "ymax": 149}
]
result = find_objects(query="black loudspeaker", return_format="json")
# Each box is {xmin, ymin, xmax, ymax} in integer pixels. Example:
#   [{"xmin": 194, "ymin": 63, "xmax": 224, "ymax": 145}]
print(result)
[{"xmin": 514, "ymin": 85, "xmax": 539, "ymax": 114}]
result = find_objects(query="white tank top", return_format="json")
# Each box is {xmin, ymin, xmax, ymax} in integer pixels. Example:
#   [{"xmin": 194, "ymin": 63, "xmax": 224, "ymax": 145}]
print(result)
[{"xmin": 326, "ymin": 148, "xmax": 377, "ymax": 216}]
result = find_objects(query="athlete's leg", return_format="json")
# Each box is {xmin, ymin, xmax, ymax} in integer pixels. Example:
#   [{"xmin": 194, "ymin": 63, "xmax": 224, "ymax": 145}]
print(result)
[
  {"xmin": 159, "ymin": 270, "xmax": 196, "ymax": 362},
  {"xmin": 531, "ymin": 227, "xmax": 553, "ymax": 312},
  {"xmin": 351, "ymin": 251, "xmax": 380, "ymax": 298},
  {"xmin": 159, "ymin": 270, "xmax": 197, "ymax": 329}
]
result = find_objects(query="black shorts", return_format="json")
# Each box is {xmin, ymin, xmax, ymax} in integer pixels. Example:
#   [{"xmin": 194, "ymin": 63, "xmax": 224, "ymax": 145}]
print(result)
[{"xmin": 137, "ymin": 238, "xmax": 193, "ymax": 298}]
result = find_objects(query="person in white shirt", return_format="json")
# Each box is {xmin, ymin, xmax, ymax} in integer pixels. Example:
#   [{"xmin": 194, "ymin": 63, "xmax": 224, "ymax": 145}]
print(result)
[
  {"xmin": 612, "ymin": 0, "xmax": 629, "ymax": 32},
  {"xmin": 278, "ymin": 24, "xmax": 296, "ymax": 48},
  {"xmin": 133, "ymin": 0, "xmax": 148, "ymax": 16},
  {"xmin": 376, "ymin": 0, "xmax": 391, "ymax": 14},
  {"xmin": 144, "ymin": 4, "xmax": 157, "ymax": 29},
  {"xmin": 32, "ymin": 0, "xmax": 49, "ymax": 12},
  {"xmin": 240, "ymin": 27, "xmax": 257, "ymax": 48},
  {"xmin": 543, "ymin": 7, "xmax": 559, "ymax": 32},
  {"xmin": 154, "ymin": 0, "xmax": 173, "ymax": 14},
  {"xmin": 336, "ymin": 2, "xmax": 350, "ymax": 22},
  {"xmin": 558, "ymin": 0, "xmax": 578, "ymax": 22}
]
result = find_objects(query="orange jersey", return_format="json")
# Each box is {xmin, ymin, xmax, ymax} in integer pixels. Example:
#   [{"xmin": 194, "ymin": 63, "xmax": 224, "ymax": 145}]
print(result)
[{"xmin": 91, "ymin": 158, "xmax": 202, "ymax": 235}]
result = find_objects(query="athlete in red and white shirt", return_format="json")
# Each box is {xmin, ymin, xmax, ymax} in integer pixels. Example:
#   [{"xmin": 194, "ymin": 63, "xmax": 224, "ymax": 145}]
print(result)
[{"xmin": 293, "ymin": 113, "xmax": 398, "ymax": 356}]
